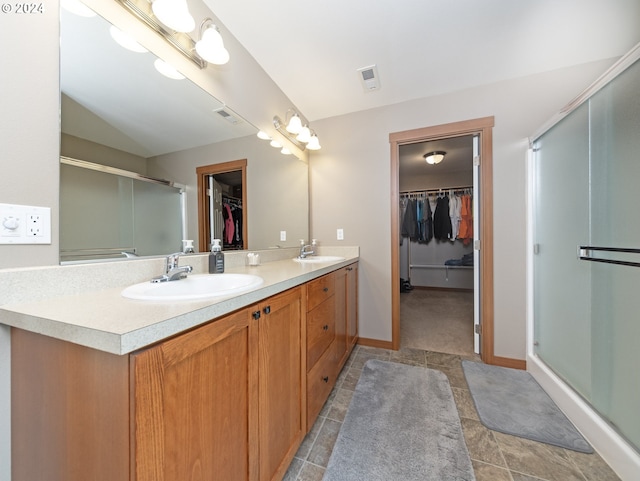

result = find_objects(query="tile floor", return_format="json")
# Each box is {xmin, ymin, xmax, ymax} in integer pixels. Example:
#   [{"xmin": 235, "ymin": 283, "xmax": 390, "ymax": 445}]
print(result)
[{"xmin": 283, "ymin": 345, "xmax": 621, "ymax": 481}]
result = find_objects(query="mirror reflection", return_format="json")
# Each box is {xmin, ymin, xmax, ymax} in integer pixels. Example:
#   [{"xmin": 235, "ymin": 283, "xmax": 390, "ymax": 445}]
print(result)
[{"xmin": 59, "ymin": 3, "xmax": 309, "ymax": 262}]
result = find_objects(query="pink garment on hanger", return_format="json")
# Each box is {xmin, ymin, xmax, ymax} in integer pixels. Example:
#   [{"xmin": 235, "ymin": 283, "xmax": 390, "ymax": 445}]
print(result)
[{"xmin": 224, "ymin": 204, "xmax": 235, "ymax": 244}]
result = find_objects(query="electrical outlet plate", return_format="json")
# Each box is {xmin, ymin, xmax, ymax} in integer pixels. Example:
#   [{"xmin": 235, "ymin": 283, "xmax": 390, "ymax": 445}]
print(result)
[
  {"xmin": 0, "ymin": 203, "xmax": 51, "ymax": 244},
  {"xmin": 337, "ymin": 228, "xmax": 344, "ymax": 240},
  {"xmin": 280, "ymin": 230, "xmax": 286, "ymax": 241}
]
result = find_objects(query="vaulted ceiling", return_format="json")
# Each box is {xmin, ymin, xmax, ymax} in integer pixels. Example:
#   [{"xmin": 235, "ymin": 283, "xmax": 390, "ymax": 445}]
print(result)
[{"xmin": 205, "ymin": 0, "xmax": 640, "ymax": 121}]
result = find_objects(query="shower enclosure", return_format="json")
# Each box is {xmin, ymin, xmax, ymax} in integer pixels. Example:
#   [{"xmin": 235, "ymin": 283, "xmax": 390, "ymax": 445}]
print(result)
[{"xmin": 530, "ymin": 46, "xmax": 640, "ymax": 468}]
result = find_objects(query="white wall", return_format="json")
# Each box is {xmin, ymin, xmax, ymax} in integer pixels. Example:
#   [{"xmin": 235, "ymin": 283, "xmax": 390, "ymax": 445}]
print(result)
[{"xmin": 309, "ymin": 58, "xmax": 616, "ymax": 359}]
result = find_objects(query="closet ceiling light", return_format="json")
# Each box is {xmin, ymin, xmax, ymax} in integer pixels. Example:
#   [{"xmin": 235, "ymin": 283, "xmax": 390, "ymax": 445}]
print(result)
[{"xmin": 424, "ymin": 151, "xmax": 446, "ymax": 164}]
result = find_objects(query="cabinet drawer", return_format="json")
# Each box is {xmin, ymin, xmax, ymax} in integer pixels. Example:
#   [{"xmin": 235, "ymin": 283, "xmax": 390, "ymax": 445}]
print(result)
[
  {"xmin": 306, "ymin": 273, "xmax": 335, "ymax": 311},
  {"xmin": 307, "ymin": 296, "xmax": 336, "ymax": 370},
  {"xmin": 307, "ymin": 340, "xmax": 337, "ymax": 428}
]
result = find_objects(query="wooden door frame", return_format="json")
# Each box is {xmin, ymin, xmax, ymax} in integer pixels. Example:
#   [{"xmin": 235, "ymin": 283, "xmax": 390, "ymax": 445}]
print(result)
[
  {"xmin": 390, "ymin": 116, "xmax": 495, "ymax": 364},
  {"xmin": 197, "ymin": 159, "xmax": 248, "ymax": 252}
]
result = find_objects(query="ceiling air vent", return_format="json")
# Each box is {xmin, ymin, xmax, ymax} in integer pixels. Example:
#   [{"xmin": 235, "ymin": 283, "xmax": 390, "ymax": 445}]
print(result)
[
  {"xmin": 357, "ymin": 64, "xmax": 380, "ymax": 92},
  {"xmin": 214, "ymin": 107, "xmax": 242, "ymax": 125}
]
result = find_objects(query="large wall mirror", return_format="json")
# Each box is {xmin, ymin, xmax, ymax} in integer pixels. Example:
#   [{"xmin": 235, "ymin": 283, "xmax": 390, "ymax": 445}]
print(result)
[{"xmin": 59, "ymin": 0, "xmax": 309, "ymax": 262}]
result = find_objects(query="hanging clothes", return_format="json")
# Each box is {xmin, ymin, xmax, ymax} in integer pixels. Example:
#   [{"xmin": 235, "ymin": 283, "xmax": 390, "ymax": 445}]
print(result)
[
  {"xmin": 433, "ymin": 195, "xmax": 452, "ymax": 241},
  {"xmin": 458, "ymin": 194, "xmax": 473, "ymax": 245},
  {"xmin": 401, "ymin": 198, "xmax": 419, "ymax": 240},
  {"xmin": 449, "ymin": 192, "xmax": 461, "ymax": 242},
  {"xmin": 421, "ymin": 197, "xmax": 433, "ymax": 244}
]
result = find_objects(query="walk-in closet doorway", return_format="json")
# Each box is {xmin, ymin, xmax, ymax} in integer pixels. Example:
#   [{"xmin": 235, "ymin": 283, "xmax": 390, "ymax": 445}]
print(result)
[{"xmin": 390, "ymin": 117, "xmax": 495, "ymax": 364}]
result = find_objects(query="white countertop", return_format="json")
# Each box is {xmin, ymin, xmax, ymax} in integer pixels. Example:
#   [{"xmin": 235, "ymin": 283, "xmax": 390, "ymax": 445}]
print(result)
[{"xmin": 0, "ymin": 249, "xmax": 358, "ymax": 355}]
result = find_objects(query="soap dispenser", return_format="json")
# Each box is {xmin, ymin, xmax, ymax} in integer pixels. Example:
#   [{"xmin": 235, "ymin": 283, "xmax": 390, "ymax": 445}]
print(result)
[{"xmin": 209, "ymin": 239, "xmax": 225, "ymax": 274}]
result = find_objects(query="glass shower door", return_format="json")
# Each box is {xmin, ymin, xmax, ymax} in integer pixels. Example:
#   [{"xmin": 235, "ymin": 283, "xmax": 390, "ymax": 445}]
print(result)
[
  {"xmin": 586, "ymin": 59, "xmax": 640, "ymax": 449},
  {"xmin": 533, "ymin": 58, "xmax": 640, "ymax": 452},
  {"xmin": 533, "ymin": 102, "xmax": 592, "ymax": 399}
]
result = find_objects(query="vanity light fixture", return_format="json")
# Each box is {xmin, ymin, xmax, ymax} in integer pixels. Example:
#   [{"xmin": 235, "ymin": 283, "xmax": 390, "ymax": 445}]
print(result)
[
  {"xmin": 270, "ymin": 139, "xmax": 283, "ymax": 148},
  {"xmin": 195, "ymin": 19, "xmax": 230, "ymax": 65},
  {"xmin": 281, "ymin": 147, "xmax": 292, "ymax": 155},
  {"xmin": 296, "ymin": 125, "xmax": 311, "ymax": 144},
  {"xmin": 424, "ymin": 151, "xmax": 446, "ymax": 164},
  {"xmin": 273, "ymin": 112, "xmax": 321, "ymax": 151},
  {"xmin": 306, "ymin": 132, "xmax": 321, "ymax": 151},
  {"xmin": 257, "ymin": 131, "xmax": 271, "ymax": 140},
  {"xmin": 151, "ymin": 0, "xmax": 195, "ymax": 33},
  {"xmin": 109, "ymin": 26, "xmax": 148, "ymax": 53},
  {"xmin": 154, "ymin": 58, "xmax": 185, "ymax": 79},
  {"xmin": 285, "ymin": 111, "xmax": 303, "ymax": 134}
]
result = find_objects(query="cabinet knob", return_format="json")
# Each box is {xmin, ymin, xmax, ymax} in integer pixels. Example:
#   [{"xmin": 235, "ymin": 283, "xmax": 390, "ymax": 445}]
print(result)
[
  {"xmin": 323, "ymin": 287, "xmax": 329, "ymax": 292},
  {"xmin": 346, "ymin": 267, "xmax": 353, "ymax": 271},
  {"xmin": 323, "ymin": 324, "xmax": 329, "ymax": 331},
  {"xmin": 252, "ymin": 311, "xmax": 261, "ymax": 320},
  {"xmin": 263, "ymin": 306, "xmax": 271, "ymax": 315},
  {"xmin": 322, "ymin": 376, "xmax": 329, "ymax": 383}
]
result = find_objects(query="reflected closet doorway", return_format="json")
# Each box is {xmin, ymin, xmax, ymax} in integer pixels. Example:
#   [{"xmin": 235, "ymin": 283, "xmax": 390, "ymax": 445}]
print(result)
[{"xmin": 390, "ymin": 117, "xmax": 495, "ymax": 364}]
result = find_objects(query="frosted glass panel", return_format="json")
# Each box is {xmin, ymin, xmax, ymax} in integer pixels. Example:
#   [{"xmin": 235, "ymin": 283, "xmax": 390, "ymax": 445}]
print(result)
[
  {"xmin": 133, "ymin": 181, "xmax": 183, "ymax": 256},
  {"xmin": 533, "ymin": 58, "xmax": 640, "ymax": 452},
  {"xmin": 60, "ymin": 164, "xmax": 134, "ymax": 259},
  {"xmin": 588, "ymin": 59, "xmax": 640, "ymax": 449},
  {"xmin": 60, "ymin": 163, "xmax": 182, "ymax": 261},
  {"xmin": 533, "ymin": 103, "xmax": 592, "ymax": 398}
]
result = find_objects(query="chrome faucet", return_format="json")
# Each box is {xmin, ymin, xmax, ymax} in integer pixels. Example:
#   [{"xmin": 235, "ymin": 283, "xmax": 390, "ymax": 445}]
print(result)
[
  {"xmin": 299, "ymin": 239, "xmax": 317, "ymax": 259},
  {"xmin": 151, "ymin": 252, "xmax": 193, "ymax": 283}
]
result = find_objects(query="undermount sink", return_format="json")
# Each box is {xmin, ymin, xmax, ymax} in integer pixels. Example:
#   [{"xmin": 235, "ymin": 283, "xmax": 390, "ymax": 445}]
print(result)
[
  {"xmin": 293, "ymin": 255, "xmax": 345, "ymax": 263},
  {"xmin": 121, "ymin": 273, "xmax": 264, "ymax": 301}
]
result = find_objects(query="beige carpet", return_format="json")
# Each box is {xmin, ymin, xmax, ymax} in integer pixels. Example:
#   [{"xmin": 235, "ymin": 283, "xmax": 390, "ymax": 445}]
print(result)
[{"xmin": 400, "ymin": 288, "xmax": 474, "ymax": 357}]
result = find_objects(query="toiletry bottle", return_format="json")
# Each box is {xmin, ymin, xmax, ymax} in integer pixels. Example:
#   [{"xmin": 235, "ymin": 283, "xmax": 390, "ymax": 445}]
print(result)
[{"xmin": 209, "ymin": 239, "xmax": 225, "ymax": 273}]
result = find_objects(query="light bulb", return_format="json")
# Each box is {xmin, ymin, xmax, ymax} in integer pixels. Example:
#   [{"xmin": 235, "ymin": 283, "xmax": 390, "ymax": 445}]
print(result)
[
  {"xmin": 154, "ymin": 59, "xmax": 185, "ymax": 80},
  {"xmin": 110, "ymin": 26, "xmax": 148, "ymax": 53},
  {"xmin": 286, "ymin": 113, "xmax": 302, "ymax": 134},
  {"xmin": 152, "ymin": 0, "xmax": 195, "ymax": 32},
  {"xmin": 306, "ymin": 134, "xmax": 321, "ymax": 150},
  {"xmin": 195, "ymin": 26, "xmax": 230, "ymax": 65},
  {"xmin": 296, "ymin": 125, "xmax": 311, "ymax": 143}
]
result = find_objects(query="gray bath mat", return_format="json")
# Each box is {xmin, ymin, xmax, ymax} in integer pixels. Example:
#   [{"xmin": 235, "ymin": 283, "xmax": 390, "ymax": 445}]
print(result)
[
  {"xmin": 462, "ymin": 360, "xmax": 592, "ymax": 453},
  {"xmin": 323, "ymin": 359, "xmax": 475, "ymax": 481}
]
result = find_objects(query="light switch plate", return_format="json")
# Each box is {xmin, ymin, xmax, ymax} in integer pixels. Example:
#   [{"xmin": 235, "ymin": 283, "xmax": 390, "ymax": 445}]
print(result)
[{"xmin": 0, "ymin": 203, "xmax": 51, "ymax": 244}]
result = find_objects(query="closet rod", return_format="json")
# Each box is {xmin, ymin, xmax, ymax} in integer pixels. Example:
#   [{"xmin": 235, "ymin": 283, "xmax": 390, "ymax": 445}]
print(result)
[
  {"xmin": 400, "ymin": 185, "xmax": 472, "ymax": 196},
  {"xmin": 409, "ymin": 264, "xmax": 473, "ymax": 270}
]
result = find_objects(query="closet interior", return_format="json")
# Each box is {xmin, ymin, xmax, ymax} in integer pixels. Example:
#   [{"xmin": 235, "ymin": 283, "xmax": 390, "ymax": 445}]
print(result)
[{"xmin": 398, "ymin": 135, "xmax": 476, "ymax": 356}]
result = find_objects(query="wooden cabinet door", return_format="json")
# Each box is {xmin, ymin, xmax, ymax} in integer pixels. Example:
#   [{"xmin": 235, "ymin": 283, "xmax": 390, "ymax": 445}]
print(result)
[
  {"xmin": 132, "ymin": 309, "xmax": 258, "ymax": 481},
  {"xmin": 346, "ymin": 263, "xmax": 359, "ymax": 348},
  {"xmin": 334, "ymin": 267, "xmax": 348, "ymax": 367},
  {"xmin": 254, "ymin": 287, "xmax": 304, "ymax": 481}
]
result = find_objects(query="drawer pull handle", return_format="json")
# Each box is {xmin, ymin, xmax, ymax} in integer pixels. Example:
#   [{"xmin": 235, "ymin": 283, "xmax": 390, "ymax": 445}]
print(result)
[
  {"xmin": 323, "ymin": 287, "xmax": 329, "ymax": 292},
  {"xmin": 323, "ymin": 324, "xmax": 329, "ymax": 331},
  {"xmin": 322, "ymin": 376, "xmax": 329, "ymax": 383}
]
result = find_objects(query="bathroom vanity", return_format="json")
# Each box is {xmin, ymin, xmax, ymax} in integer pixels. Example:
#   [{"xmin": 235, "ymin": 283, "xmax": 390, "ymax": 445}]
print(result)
[{"xmin": 3, "ymin": 250, "xmax": 358, "ymax": 481}]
